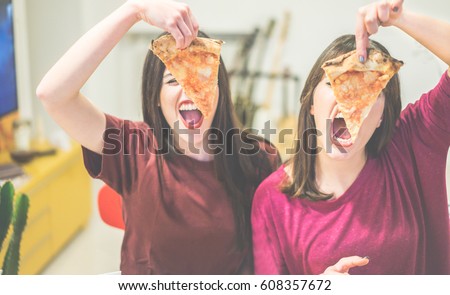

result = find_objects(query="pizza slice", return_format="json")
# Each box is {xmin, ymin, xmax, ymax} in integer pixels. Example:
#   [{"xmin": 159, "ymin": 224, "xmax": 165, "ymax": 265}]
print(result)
[
  {"xmin": 150, "ymin": 35, "xmax": 223, "ymax": 119},
  {"xmin": 321, "ymin": 49, "xmax": 403, "ymax": 143}
]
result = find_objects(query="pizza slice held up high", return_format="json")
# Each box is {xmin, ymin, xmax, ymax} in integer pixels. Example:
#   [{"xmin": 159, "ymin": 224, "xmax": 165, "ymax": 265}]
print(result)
[
  {"xmin": 321, "ymin": 49, "xmax": 403, "ymax": 145},
  {"xmin": 150, "ymin": 35, "xmax": 223, "ymax": 125}
]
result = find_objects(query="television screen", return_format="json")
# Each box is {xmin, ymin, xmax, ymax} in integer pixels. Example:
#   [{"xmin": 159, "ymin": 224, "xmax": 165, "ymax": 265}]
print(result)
[{"xmin": 0, "ymin": 0, "xmax": 18, "ymax": 118}]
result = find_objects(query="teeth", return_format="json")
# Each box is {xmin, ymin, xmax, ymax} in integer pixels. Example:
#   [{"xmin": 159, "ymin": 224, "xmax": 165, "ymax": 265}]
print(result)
[
  {"xmin": 335, "ymin": 112, "xmax": 344, "ymax": 119},
  {"xmin": 333, "ymin": 136, "xmax": 352, "ymax": 145},
  {"xmin": 179, "ymin": 103, "xmax": 198, "ymax": 111}
]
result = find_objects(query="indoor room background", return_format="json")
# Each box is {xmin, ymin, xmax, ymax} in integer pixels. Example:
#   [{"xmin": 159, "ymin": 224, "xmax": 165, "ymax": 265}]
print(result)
[{"xmin": 4, "ymin": 0, "xmax": 450, "ymax": 274}]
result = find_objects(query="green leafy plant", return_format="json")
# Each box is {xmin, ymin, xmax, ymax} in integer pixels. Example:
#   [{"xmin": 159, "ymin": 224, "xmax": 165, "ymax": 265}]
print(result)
[{"xmin": 0, "ymin": 181, "xmax": 30, "ymax": 275}]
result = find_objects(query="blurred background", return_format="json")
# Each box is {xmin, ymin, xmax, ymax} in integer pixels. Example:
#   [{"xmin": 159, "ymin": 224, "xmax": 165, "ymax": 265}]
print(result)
[{"xmin": 1, "ymin": 0, "xmax": 449, "ymax": 274}]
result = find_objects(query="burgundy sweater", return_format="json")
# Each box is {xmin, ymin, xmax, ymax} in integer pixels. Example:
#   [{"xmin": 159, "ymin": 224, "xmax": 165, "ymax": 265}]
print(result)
[
  {"xmin": 252, "ymin": 72, "xmax": 450, "ymax": 275},
  {"xmin": 83, "ymin": 115, "xmax": 279, "ymax": 274}
]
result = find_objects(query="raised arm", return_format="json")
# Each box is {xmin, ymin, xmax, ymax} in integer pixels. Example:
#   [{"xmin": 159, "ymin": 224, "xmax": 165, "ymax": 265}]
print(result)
[
  {"xmin": 36, "ymin": 0, "xmax": 198, "ymax": 154},
  {"xmin": 355, "ymin": 0, "xmax": 450, "ymax": 69}
]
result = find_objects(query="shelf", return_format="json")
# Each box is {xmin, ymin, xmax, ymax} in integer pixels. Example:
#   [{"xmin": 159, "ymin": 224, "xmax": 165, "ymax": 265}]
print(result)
[{"xmin": 0, "ymin": 144, "xmax": 91, "ymax": 274}]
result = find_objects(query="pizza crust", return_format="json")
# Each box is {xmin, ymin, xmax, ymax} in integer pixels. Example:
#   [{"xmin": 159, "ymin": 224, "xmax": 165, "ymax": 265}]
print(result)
[
  {"xmin": 322, "ymin": 49, "xmax": 403, "ymax": 142},
  {"xmin": 150, "ymin": 35, "xmax": 224, "ymax": 118}
]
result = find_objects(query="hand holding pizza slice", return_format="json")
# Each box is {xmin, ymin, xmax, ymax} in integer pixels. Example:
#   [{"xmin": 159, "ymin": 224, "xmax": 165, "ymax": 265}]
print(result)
[
  {"xmin": 150, "ymin": 34, "xmax": 223, "ymax": 119},
  {"xmin": 321, "ymin": 48, "xmax": 403, "ymax": 143}
]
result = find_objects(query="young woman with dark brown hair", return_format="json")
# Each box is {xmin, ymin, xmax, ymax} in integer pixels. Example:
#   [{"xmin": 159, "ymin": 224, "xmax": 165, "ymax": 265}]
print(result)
[
  {"xmin": 252, "ymin": 0, "xmax": 450, "ymax": 274},
  {"xmin": 36, "ymin": 0, "xmax": 279, "ymax": 274}
]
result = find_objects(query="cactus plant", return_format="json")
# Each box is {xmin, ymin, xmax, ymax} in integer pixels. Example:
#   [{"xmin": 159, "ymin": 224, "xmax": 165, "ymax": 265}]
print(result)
[
  {"xmin": 0, "ymin": 181, "xmax": 14, "ymax": 252},
  {"xmin": 0, "ymin": 181, "xmax": 30, "ymax": 275}
]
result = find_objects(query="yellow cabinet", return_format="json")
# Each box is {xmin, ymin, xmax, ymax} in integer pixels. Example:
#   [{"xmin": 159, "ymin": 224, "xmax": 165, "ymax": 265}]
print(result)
[{"xmin": 0, "ymin": 145, "xmax": 91, "ymax": 274}]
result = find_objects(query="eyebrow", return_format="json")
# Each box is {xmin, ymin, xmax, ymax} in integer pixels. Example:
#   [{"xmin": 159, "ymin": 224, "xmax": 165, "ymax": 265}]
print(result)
[{"xmin": 163, "ymin": 73, "xmax": 173, "ymax": 79}]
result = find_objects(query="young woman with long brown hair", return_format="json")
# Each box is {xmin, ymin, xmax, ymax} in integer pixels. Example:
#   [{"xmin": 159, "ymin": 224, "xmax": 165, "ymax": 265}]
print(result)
[
  {"xmin": 252, "ymin": 0, "xmax": 450, "ymax": 274},
  {"xmin": 36, "ymin": 0, "xmax": 279, "ymax": 274}
]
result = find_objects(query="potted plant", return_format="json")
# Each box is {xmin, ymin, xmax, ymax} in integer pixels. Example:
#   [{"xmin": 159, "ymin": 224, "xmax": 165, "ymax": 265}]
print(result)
[{"xmin": 0, "ymin": 181, "xmax": 30, "ymax": 275}]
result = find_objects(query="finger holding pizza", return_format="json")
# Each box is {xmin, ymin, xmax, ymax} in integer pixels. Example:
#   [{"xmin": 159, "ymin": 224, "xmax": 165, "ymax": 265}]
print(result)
[
  {"xmin": 130, "ymin": 0, "xmax": 199, "ymax": 49},
  {"xmin": 355, "ymin": 0, "xmax": 404, "ymax": 62}
]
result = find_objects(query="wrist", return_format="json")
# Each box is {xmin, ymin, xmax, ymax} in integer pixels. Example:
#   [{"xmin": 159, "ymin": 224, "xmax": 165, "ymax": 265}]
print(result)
[
  {"xmin": 392, "ymin": 9, "xmax": 410, "ymax": 31},
  {"xmin": 123, "ymin": 0, "xmax": 144, "ymax": 23}
]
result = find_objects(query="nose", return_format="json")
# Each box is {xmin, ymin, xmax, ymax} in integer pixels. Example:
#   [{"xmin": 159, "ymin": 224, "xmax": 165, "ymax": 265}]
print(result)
[
  {"xmin": 180, "ymin": 90, "xmax": 189, "ymax": 99},
  {"xmin": 173, "ymin": 86, "xmax": 188, "ymax": 101},
  {"xmin": 330, "ymin": 104, "xmax": 339, "ymax": 118},
  {"xmin": 176, "ymin": 89, "xmax": 193, "ymax": 107}
]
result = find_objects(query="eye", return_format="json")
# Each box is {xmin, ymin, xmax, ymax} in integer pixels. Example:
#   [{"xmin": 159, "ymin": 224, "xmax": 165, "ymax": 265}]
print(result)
[
  {"xmin": 166, "ymin": 78, "xmax": 179, "ymax": 86},
  {"xmin": 325, "ymin": 81, "xmax": 331, "ymax": 86}
]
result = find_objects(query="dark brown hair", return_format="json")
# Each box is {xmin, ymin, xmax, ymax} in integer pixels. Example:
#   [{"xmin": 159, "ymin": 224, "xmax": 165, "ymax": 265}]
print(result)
[
  {"xmin": 141, "ymin": 31, "xmax": 279, "ymax": 250},
  {"xmin": 282, "ymin": 34, "xmax": 401, "ymax": 200}
]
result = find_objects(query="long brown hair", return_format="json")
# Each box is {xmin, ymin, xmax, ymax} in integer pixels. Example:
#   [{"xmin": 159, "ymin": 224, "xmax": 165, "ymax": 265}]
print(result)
[
  {"xmin": 282, "ymin": 35, "xmax": 401, "ymax": 200},
  {"xmin": 141, "ymin": 31, "xmax": 278, "ymax": 250}
]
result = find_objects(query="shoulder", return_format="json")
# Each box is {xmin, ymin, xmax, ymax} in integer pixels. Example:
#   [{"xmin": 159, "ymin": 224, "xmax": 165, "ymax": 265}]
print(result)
[
  {"xmin": 257, "ymin": 139, "xmax": 278, "ymax": 155},
  {"xmin": 256, "ymin": 139, "xmax": 282, "ymax": 170},
  {"xmin": 102, "ymin": 114, "xmax": 158, "ymax": 155},
  {"xmin": 253, "ymin": 165, "xmax": 288, "ymax": 210},
  {"xmin": 103, "ymin": 114, "xmax": 155, "ymax": 145},
  {"xmin": 104, "ymin": 113, "xmax": 151, "ymax": 132},
  {"xmin": 391, "ymin": 71, "xmax": 450, "ymax": 151}
]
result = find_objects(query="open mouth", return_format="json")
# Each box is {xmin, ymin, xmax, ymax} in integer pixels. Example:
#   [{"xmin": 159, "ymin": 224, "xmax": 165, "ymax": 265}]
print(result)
[
  {"xmin": 331, "ymin": 112, "xmax": 352, "ymax": 148},
  {"xmin": 178, "ymin": 101, "xmax": 204, "ymax": 129}
]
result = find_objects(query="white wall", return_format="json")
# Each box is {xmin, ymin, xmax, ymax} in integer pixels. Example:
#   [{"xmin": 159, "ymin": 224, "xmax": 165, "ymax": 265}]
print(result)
[
  {"xmin": 22, "ymin": 0, "xmax": 83, "ymax": 138},
  {"xmin": 12, "ymin": 0, "xmax": 32, "ymax": 120}
]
